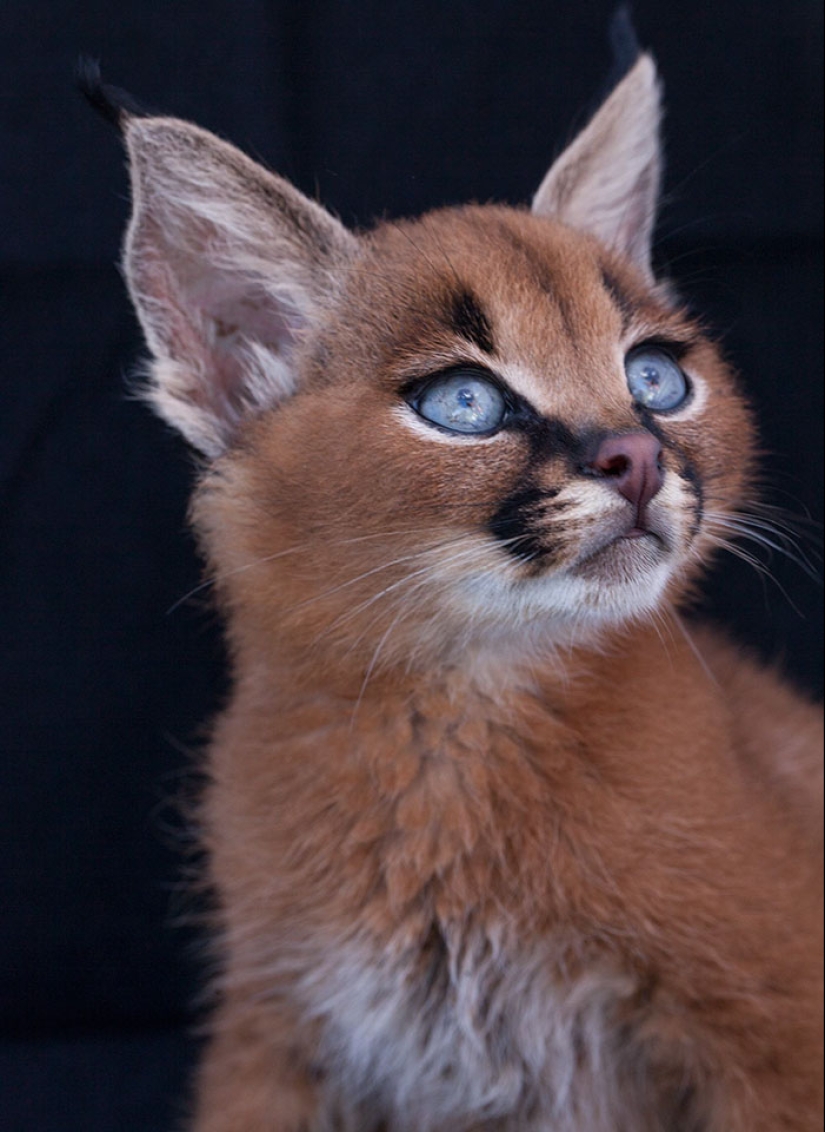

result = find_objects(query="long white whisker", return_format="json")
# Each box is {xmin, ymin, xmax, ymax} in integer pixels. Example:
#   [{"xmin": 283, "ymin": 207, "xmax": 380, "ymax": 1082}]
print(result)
[
  {"xmin": 320, "ymin": 533, "xmax": 539, "ymax": 644},
  {"xmin": 704, "ymin": 512, "xmax": 821, "ymax": 582},
  {"xmin": 703, "ymin": 532, "xmax": 806, "ymax": 617},
  {"xmin": 703, "ymin": 533, "xmax": 773, "ymax": 575},
  {"xmin": 705, "ymin": 506, "xmax": 821, "ymax": 566},
  {"xmin": 349, "ymin": 606, "xmax": 413, "ymax": 729},
  {"xmin": 292, "ymin": 535, "xmax": 493, "ymax": 628},
  {"xmin": 324, "ymin": 534, "xmax": 538, "ymax": 663},
  {"xmin": 339, "ymin": 556, "xmax": 470, "ymax": 660},
  {"xmin": 670, "ymin": 611, "xmax": 719, "ymax": 687},
  {"xmin": 164, "ymin": 519, "xmax": 498, "ymax": 617},
  {"xmin": 711, "ymin": 515, "xmax": 811, "ymax": 555},
  {"xmin": 165, "ymin": 544, "xmax": 312, "ymax": 615},
  {"xmin": 317, "ymin": 540, "xmax": 495, "ymax": 646}
]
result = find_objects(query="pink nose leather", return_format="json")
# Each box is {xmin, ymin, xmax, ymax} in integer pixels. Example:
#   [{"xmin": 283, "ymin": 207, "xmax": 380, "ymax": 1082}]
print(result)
[{"xmin": 589, "ymin": 432, "xmax": 664, "ymax": 522}]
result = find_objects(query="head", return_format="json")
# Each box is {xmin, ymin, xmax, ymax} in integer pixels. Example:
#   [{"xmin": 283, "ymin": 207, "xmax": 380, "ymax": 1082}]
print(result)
[{"xmin": 108, "ymin": 55, "xmax": 754, "ymax": 675}]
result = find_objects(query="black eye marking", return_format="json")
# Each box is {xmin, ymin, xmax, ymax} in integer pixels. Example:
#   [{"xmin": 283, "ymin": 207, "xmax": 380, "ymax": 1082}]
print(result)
[
  {"xmin": 448, "ymin": 289, "xmax": 495, "ymax": 355},
  {"xmin": 516, "ymin": 416, "xmax": 587, "ymax": 464},
  {"xmin": 677, "ymin": 458, "xmax": 705, "ymax": 542},
  {"xmin": 632, "ymin": 404, "xmax": 681, "ymax": 443}
]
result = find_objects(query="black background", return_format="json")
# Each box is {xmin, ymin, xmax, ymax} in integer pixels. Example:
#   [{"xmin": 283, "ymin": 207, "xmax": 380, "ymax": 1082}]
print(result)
[{"xmin": 1, "ymin": 3, "xmax": 822, "ymax": 1129}]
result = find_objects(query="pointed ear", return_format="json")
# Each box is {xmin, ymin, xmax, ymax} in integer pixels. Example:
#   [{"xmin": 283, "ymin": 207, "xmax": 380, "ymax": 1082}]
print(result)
[
  {"xmin": 121, "ymin": 116, "xmax": 357, "ymax": 456},
  {"xmin": 532, "ymin": 54, "xmax": 662, "ymax": 281}
]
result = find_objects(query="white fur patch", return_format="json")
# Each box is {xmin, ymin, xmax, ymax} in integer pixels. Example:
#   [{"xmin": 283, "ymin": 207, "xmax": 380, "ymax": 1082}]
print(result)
[
  {"xmin": 295, "ymin": 927, "xmax": 649, "ymax": 1131},
  {"xmin": 444, "ymin": 475, "xmax": 693, "ymax": 646}
]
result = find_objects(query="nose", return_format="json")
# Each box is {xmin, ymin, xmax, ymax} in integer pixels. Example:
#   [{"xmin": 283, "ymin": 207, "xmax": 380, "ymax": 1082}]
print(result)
[{"xmin": 587, "ymin": 431, "xmax": 664, "ymax": 521}]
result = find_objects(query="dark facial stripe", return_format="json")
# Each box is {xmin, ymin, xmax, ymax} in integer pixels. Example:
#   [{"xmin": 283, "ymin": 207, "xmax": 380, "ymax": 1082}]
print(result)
[
  {"xmin": 600, "ymin": 267, "xmax": 637, "ymax": 331},
  {"xmin": 492, "ymin": 220, "xmax": 581, "ymax": 342},
  {"xmin": 488, "ymin": 417, "xmax": 584, "ymax": 567},
  {"xmin": 448, "ymin": 289, "xmax": 495, "ymax": 355},
  {"xmin": 515, "ymin": 415, "xmax": 589, "ymax": 465},
  {"xmin": 489, "ymin": 485, "xmax": 556, "ymax": 564}
]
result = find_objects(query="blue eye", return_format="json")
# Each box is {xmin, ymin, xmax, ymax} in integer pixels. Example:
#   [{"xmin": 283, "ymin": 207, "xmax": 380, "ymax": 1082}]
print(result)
[
  {"xmin": 625, "ymin": 347, "xmax": 689, "ymax": 412},
  {"xmin": 413, "ymin": 371, "xmax": 507, "ymax": 435}
]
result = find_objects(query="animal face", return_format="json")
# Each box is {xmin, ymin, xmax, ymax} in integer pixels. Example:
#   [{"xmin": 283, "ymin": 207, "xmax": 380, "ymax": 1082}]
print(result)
[
  {"xmin": 108, "ymin": 55, "xmax": 754, "ymax": 669},
  {"xmin": 189, "ymin": 207, "xmax": 752, "ymax": 671}
]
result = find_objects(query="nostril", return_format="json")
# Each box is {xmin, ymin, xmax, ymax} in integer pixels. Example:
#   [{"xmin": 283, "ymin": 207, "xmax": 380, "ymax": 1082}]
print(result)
[
  {"xmin": 600, "ymin": 453, "xmax": 632, "ymax": 478},
  {"xmin": 586, "ymin": 430, "xmax": 665, "ymax": 514}
]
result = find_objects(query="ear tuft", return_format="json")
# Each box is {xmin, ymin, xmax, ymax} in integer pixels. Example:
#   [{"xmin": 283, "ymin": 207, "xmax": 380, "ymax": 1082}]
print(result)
[
  {"xmin": 607, "ymin": 5, "xmax": 643, "ymax": 85},
  {"xmin": 532, "ymin": 52, "xmax": 663, "ymax": 281},
  {"xmin": 76, "ymin": 57, "xmax": 152, "ymax": 131},
  {"xmin": 121, "ymin": 116, "xmax": 357, "ymax": 456}
]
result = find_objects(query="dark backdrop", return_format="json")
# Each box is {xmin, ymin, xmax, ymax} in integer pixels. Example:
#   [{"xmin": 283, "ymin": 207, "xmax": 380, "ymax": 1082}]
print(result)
[{"xmin": 1, "ymin": 3, "xmax": 822, "ymax": 1130}]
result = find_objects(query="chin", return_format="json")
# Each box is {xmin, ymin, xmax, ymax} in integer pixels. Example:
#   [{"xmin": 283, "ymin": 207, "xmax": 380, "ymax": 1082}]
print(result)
[
  {"xmin": 542, "ymin": 566, "xmax": 674, "ymax": 630},
  {"xmin": 451, "ymin": 552, "xmax": 677, "ymax": 650}
]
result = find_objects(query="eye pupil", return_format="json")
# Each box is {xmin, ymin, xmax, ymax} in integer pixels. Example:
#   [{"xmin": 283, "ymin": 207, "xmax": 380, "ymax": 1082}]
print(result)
[{"xmin": 642, "ymin": 365, "xmax": 660, "ymax": 388}]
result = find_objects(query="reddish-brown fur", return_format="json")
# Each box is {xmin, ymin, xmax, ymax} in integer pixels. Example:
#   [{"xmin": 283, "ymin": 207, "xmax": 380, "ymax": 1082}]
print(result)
[{"xmin": 111, "ymin": 52, "xmax": 822, "ymax": 1132}]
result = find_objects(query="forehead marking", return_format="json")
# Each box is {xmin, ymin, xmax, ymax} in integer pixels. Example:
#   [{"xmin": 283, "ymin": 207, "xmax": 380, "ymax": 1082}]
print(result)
[
  {"xmin": 491, "ymin": 219, "xmax": 580, "ymax": 343},
  {"xmin": 448, "ymin": 289, "xmax": 496, "ymax": 355},
  {"xmin": 600, "ymin": 267, "xmax": 637, "ymax": 333}
]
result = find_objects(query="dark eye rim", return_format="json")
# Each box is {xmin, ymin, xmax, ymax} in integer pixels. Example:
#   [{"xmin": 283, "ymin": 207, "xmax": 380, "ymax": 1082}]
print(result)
[
  {"xmin": 403, "ymin": 365, "xmax": 524, "ymax": 437},
  {"xmin": 624, "ymin": 342, "xmax": 693, "ymax": 414}
]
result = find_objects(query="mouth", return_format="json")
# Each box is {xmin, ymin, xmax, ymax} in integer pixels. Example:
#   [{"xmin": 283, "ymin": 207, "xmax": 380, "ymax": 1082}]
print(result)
[{"xmin": 570, "ymin": 523, "xmax": 668, "ymax": 582}]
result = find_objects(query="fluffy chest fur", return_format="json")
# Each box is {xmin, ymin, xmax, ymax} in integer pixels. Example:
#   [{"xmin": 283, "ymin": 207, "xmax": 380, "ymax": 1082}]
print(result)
[
  {"xmin": 304, "ymin": 928, "xmax": 642, "ymax": 1132},
  {"xmin": 207, "ymin": 646, "xmax": 815, "ymax": 1132},
  {"xmin": 215, "ymin": 679, "xmax": 652, "ymax": 1132}
]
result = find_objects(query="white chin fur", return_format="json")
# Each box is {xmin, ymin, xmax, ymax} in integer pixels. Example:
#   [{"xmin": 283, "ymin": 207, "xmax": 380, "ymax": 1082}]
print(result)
[{"xmin": 454, "ymin": 555, "xmax": 674, "ymax": 638}]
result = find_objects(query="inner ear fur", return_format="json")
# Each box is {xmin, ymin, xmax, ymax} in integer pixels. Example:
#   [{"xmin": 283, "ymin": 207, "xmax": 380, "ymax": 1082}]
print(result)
[
  {"xmin": 122, "ymin": 116, "xmax": 357, "ymax": 456},
  {"xmin": 532, "ymin": 54, "xmax": 662, "ymax": 282}
]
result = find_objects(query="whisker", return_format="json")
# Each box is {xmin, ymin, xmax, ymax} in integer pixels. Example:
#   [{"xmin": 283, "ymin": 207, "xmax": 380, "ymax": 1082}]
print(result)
[
  {"xmin": 164, "ymin": 500, "xmax": 507, "ymax": 602},
  {"xmin": 316, "ymin": 538, "xmax": 498, "ymax": 645},
  {"xmin": 324, "ymin": 534, "xmax": 537, "ymax": 659},
  {"xmin": 703, "ymin": 532, "xmax": 806, "ymax": 618},
  {"xmin": 647, "ymin": 606, "xmax": 680, "ymax": 669},
  {"xmin": 742, "ymin": 489, "xmax": 821, "ymax": 524},
  {"xmin": 703, "ymin": 509, "xmax": 821, "ymax": 581},
  {"xmin": 704, "ymin": 532, "xmax": 774, "ymax": 575},
  {"xmin": 349, "ymin": 605, "xmax": 413, "ymax": 729},
  {"xmin": 670, "ymin": 611, "xmax": 719, "ymax": 688},
  {"xmin": 717, "ymin": 513, "xmax": 822, "ymax": 559},
  {"xmin": 167, "ymin": 525, "xmax": 489, "ymax": 619},
  {"xmin": 165, "ymin": 544, "xmax": 311, "ymax": 615},
  {"xmin": 735, "ymin": 501, "xmax": 822, "ymax": 533},
  {"xmin": 289, "ymin": 535, "xmax": 492, "ymax": 622}
]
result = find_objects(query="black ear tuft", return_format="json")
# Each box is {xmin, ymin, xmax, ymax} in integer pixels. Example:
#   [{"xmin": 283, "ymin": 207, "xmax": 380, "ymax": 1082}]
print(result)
[
  {"xmin": 583, "ymin": 6, "xmax": 645, "ymax": 115},
  {"xmin": 76, "ymin": 57, "xmax": 152, "ymax": 130},
  {"xmin": 607, "ymin": 6, "xmax": 643, "ymax": 84}
]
